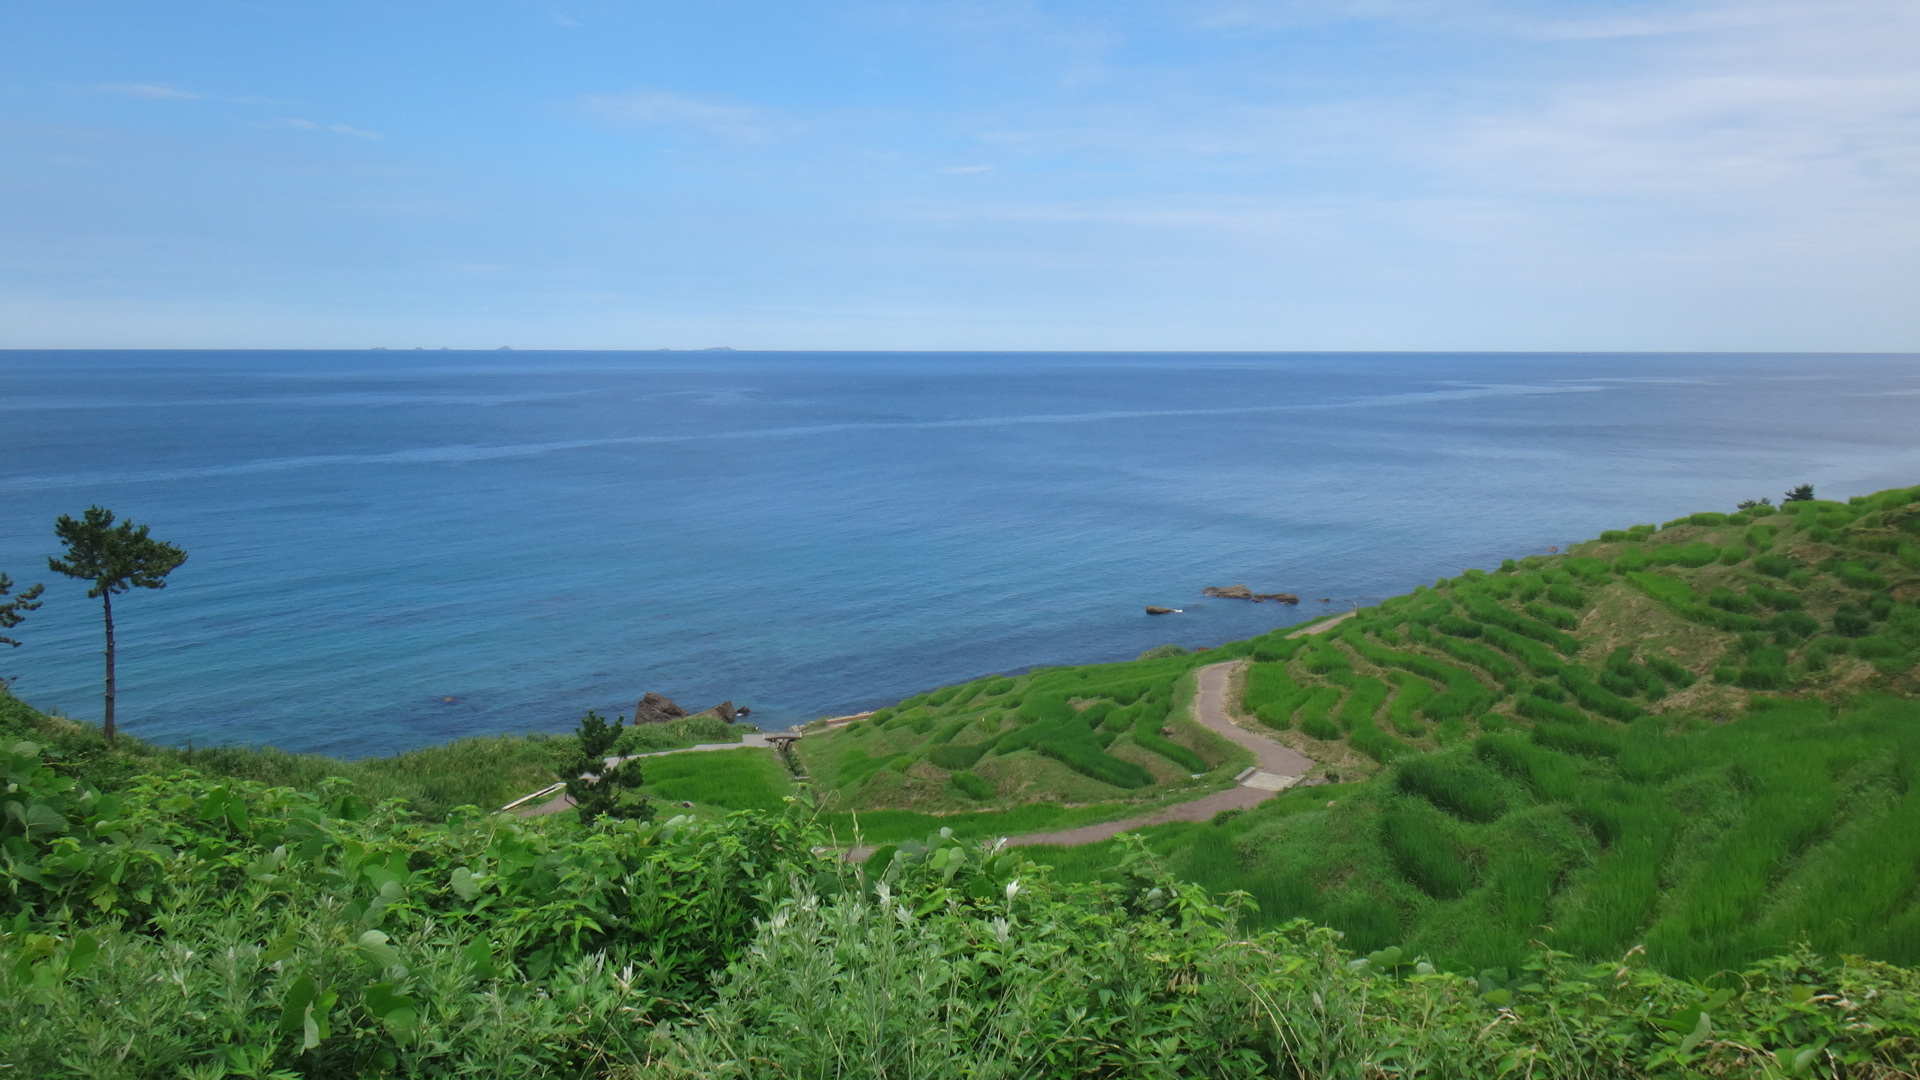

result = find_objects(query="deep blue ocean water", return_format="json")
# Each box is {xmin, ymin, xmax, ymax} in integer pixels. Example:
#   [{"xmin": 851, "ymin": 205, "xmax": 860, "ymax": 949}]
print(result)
[{"xmin": 2, "ymin": 351, "xmax": 1917, "ymax": 757}]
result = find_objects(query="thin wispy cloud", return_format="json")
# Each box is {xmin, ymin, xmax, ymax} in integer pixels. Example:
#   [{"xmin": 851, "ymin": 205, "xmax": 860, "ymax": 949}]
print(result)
[
  {"xmin": 94, "ymin": 83, "xmax": 203, "ymax": 100},
  {"xmin": 582, "ymin": 91, "xmax": 780, "ymax": 142},
  {"xmin": 942, "ymin": 165, "xmax": 993, "ymax": 174}
]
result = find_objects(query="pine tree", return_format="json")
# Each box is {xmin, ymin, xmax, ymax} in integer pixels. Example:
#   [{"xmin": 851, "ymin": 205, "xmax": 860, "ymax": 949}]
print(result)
[
  {"xmin": 0, "ymin": 574, "xmax": 44, "ymax": 649},
  {"xmin": 563, "ymin": 710, "xmax": 653, "ymax": 825},
  {"xmin": 48, "ymin": 507, "xmax": 187, "ymax": 743}
]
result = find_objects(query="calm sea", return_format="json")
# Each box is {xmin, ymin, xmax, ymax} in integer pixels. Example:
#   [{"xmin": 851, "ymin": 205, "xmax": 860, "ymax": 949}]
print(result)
[{"xmin": 2, "ymin": 351, "xmax": 1916, "ymax": 756}]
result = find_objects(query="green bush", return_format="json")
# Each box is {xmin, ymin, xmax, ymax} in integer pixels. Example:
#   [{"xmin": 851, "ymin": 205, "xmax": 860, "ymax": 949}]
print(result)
[
  {"xmin": 1839, "ymin": 563, "xmax": 1891, "ymax": 591},
  {"xmin": 1559, "ymin": 668, "xmax": 1644, "ymax": 721},
  {"xmin": 1754, "ymin": 553, "xmax": 1798, "ymax": 578},
  {"xmin": 1035, "ymin": 739, "xmax": 1153, "ymax": 788},
  {"xmin": 1385, "ymin": 673, "xmax": 1435, "ymax": 735},
  {"xmin": 1515, "ymin": 694, "xmax": 1585, "ymax": 725},
  {"xmin": 1348, "ymin": 718, "xmax": 1413, "ymax": 763},
  {"xmin": 1545, "ymin": 582, "xmax": 1586, "ymax": 608},
  {"xmin": 1645, "ymin": 655, "xmax": 1695, "ymax": 688},
  {"xmin": 1461, "ymin": 597, "xmax": 1580, "ymax": 655},
  {"xmin": 1610, "ymin": 547, "xmax": 1650, "ymax": 572},
  {"xmin": 1523, "ymin": 601, "xmax": 1579, "ymax": 630},
  {"xmin": 1396, "ymin": 753, "xmax": 1509, "ymax": 822},
  {"xmin": 1478, "ymin": 624, "xmax": 1565, "ymax": 676},
  {"xmin": 1382, "ymin": 802, "xmax": 1474, "ymax": 898},
  {"xmin": 1135, "ymin": 643, "xmax": 1188, "ymax": 661},
  {"xmin": 1767, "ymin": 610, "xmax": 1820, "ymax": 641},
  {"xmin": 1434, "ymin": 635, "xmax": 1521, "ymax": 681},
  {"xmin": 1747, "ymin": 583, "xmax": 1803, "ymax": 610},
  {"xmin": 1708, "ymin": 586, "xmax": 1756, "ymax": 614},
  {"xmin": 1131, "ymin": 708, "xmax": 1208, "ymax": 773},
  {"xmin": 1835, "ymin": 608, "xmax": 1873, "ymax": 637},
  {"xmin": 948, "ymin": 770, "xmax": 995, "ymax": 800}
]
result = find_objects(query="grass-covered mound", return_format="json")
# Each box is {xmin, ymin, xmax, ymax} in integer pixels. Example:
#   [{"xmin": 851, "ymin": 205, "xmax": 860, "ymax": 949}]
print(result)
[{"xmin": 6, "ymin": 727, "xmax": 1919, "ymax": 1078}]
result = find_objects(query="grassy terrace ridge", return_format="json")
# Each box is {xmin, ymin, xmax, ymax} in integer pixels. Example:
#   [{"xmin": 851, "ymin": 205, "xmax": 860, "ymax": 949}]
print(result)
[{"xmin": 8, "ymin": 485, "xmax": 1920, "ymax": 1077}]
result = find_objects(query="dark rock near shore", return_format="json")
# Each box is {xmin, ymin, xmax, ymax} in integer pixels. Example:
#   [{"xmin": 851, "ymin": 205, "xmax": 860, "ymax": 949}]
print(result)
[
  {"xmin": 632, "ymin": 692, "xmax": 688, "ymax": 724},
  {"xmin": 1145, "ymin": 605, "xmax": 1176, "ymax": 615},
  {"xmin": 1204, "ymin": 585, "xmax": 1299, "ymax": 603}
]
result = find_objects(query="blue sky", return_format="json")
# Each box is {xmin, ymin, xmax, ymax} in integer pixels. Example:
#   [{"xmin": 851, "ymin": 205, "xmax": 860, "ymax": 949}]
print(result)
[{"xmin": 2, "ymin": 1, "xmax": 1916, "ymax": 350}]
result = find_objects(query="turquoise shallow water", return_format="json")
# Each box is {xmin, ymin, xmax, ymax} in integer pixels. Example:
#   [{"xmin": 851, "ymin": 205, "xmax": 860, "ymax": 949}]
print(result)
[{"xmin": 1, "ymin": 350, "xmax": 1916, "ymax": 756}]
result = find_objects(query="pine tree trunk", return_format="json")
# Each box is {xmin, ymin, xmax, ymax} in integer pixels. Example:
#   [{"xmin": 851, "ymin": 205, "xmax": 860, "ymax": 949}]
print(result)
[{"xmin": 102, "ymin": 590, "xmax": 117, "ymax": 744}]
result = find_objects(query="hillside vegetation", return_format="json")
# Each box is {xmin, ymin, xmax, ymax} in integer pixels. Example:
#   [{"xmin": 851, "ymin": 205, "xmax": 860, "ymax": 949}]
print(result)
[
  {"xmin": 1035, "ymin": 485, "xmax": 1920, "ymax": 978},
  {"xmin": 8, "ymin": 484, "xmax": 1920, "ymax": 1077}
]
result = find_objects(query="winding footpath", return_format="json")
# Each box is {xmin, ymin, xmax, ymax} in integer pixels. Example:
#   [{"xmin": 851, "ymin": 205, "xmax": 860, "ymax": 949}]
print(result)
[
  {"xmin": 507, "ymin": 612, "xmax": 1351, "ymax": 840},
  {"xmin": 988, "ymin": 612, "xmax": 1349, "ymax": 847},
  {"xmin": 996, "ymin": 660, "xmax": 1314, "ymax": 847}
]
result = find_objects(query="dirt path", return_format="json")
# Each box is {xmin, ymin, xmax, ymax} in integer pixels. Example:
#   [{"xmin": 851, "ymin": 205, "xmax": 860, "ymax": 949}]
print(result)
[{"xmin": 999, "ymin": 660, "xmax": 1314, "ymax": 848}]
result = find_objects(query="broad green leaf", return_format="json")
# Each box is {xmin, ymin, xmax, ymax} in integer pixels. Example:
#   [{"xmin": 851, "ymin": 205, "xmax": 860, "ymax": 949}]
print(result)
[
  {"xmin": 357, "ymin": 929, "xmax": 403, "ymax": 971},
  {"xmin": 65, "ymin": 932, "xmax": 99, "ymax": 975},
  {"xmin": 1677, "ymin": 1011, "xmax": 1712, "ymax": 1055},
  {"xmin": 449, "ymin": 866, "xmax": 480, "ymax": 902}
]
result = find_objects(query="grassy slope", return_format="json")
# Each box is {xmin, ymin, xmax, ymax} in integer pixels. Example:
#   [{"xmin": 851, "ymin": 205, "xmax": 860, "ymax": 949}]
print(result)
[
  {"xmin": 0, "ymin": 693, "xmax": 751, "ymax": 820},
  {"xmin": 793, "ymin": 649, "xmax": 1261, "ymax": 840},
  {"xmin": 894, "ymin": 485, "xmax": 1920, "ymax": 977}
]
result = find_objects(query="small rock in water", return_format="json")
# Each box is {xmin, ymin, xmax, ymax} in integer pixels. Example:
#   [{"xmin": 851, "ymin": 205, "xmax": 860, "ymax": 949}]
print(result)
[
  {"xmin": 1145, "ymin": 605, "xmax": 1176, "ymax": 615},
  {"xmin": 1202, "ymin": 584, "xmax": 1254, "ymax": 600}
]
